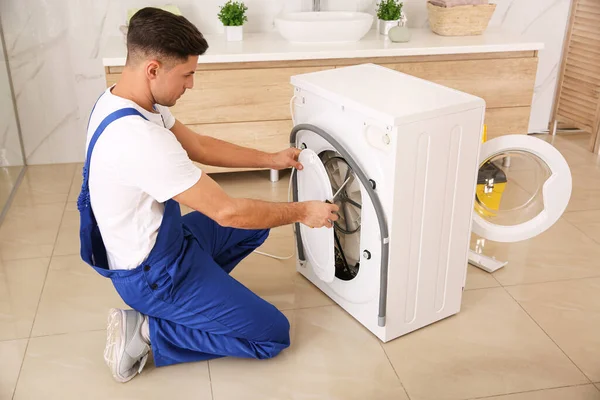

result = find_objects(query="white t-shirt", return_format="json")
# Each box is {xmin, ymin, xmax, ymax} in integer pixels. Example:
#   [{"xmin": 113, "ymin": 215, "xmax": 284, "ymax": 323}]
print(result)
[{"xmin": 86, "ymin": 86, "xmax": 202, "ymax": 270}]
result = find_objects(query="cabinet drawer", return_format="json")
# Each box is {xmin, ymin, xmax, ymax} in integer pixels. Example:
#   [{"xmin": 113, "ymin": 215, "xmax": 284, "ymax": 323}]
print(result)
[
  {"xmin": 170, "ymin": 66, "xmax": 333, "ymax": 125},
  {"xmin": 380, "ymin": 58, "xmax": 538, "ymax": 109}
]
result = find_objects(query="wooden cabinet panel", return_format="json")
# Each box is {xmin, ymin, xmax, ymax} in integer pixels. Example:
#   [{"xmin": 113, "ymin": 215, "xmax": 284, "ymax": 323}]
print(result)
[
  {"xmin": 105, "ymin": 51, "xmax": 535, "ymax": 74},
  {"xmin": 189, "ymin": 120, "xmax": 291, "ymax": 152},
  {"xmin": 380, "ymin": 58, "xmax": 538, "ymax": 109},
  {"xmin": 106, "ymin": 73, "xmax": 119, "ymax": 87},
  {"xmin": 189, "ymin": 120, "xmax": 292, "ymax": 174},
  {"xmin": 169, "ymin": 66, "xmax": 333, "ymax": 125},
  {"xmin": 485, "ymin": 107, "xmax": 531, "ymax": 138}
]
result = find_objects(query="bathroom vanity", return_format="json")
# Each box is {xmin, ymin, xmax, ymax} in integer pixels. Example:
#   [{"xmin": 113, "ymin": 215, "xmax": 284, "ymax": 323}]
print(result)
[{"xmin": 102, "ymin": 28, "xmax": 543, "ymax": 175}]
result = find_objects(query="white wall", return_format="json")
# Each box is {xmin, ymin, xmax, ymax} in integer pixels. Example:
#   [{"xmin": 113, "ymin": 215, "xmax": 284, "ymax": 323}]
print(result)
[
  {"xmin": 0, "ymin": 0, "xmax": 570, "ymax": 165},
  {"xmin": 490, "ymin": 0, "xmax": 571, "ymax": 134},
  {"xmin": 0, "ymin": 20, "xmax": 24, "ymax": 167}
]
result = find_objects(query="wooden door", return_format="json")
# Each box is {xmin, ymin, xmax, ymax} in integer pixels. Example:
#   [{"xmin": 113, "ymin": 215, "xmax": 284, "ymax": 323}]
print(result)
[{"xmin": 551, "ymin": 0, "xmax": 600, "ymax": 154}]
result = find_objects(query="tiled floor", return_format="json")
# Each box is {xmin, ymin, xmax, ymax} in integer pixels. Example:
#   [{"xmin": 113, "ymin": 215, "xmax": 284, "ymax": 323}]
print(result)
[
  {"xmin": 0, "ymin": 166, "xmax": 24, "ymax": 220},
  {"xmin": 1, "ymin": 134, "xmax": 600, "ymax": 400}
]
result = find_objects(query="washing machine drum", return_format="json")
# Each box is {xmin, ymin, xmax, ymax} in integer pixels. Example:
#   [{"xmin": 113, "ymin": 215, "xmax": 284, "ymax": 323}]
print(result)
[{"xmin": 297, "ymin": 149, "xmax": 363, "ymax": 283}]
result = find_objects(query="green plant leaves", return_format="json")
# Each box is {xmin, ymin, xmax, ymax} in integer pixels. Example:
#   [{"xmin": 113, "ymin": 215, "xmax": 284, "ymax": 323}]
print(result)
[
  {"xmin": 376, "ymin": 0, "xmax": 403, "ymax": 21},
  {"xmin": 218, "ymin": 0, "xmax": 248, "ymax": 26}
]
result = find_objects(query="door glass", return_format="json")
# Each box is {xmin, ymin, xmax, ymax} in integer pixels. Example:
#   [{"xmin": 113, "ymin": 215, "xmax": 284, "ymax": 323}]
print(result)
[{"xmin": 474, "ymin": 150, "xmax": 552, "ymax": 228}]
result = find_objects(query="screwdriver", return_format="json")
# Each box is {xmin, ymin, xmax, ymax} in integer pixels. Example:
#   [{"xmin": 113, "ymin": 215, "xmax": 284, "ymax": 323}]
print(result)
[{"xmin": 326, "ymin": 175, "xmax": 352, "ymax": 204}]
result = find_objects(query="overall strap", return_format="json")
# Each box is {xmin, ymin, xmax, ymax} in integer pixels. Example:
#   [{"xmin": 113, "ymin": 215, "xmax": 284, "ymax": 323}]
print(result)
[{"xmin": 82, "ymin": 108, "xmax": 149, "ymax": 189}]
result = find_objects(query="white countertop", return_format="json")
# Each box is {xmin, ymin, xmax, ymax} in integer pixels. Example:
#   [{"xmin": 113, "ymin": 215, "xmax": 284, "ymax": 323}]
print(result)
[{"xmin": 102, "ymin": 27, "xmax": 544, "ymax": 67}]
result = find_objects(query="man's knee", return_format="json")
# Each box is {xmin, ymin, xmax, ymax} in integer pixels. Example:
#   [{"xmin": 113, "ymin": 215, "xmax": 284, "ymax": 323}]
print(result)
[
  {"xmin": 272, "ymin": 309, "xmax": 290, "ymax": 344},
  {"xmin": 251, "ymin": 306, "xmax": 290, "ymax": 359}
]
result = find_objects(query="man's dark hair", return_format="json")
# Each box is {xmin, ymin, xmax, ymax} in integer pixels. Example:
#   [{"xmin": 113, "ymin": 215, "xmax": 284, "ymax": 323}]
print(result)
[{"xmin": 126, "ymin": 7, "xmax": 209, "ymax": 66}]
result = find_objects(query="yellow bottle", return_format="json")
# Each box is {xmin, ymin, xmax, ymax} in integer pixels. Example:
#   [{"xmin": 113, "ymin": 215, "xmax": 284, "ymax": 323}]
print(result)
[{"xmin": 474, "ymin": 124, "xmax": 507, "ymax": 218}]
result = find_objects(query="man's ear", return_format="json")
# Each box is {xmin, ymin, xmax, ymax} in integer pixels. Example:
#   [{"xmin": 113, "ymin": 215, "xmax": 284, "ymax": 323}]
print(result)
[{"xmin": 145, "ymin": 60, "xmax": 161, "ymax": 80}]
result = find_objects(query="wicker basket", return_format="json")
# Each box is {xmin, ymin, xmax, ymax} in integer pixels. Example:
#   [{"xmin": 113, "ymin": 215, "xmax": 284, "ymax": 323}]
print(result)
[{"xmin": 427, "ymin": 2, "xmax": 496, "ymax": 36}]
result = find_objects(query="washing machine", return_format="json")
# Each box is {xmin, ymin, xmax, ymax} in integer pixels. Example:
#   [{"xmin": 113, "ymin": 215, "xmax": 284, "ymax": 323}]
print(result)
[{"xmin": 288, "ymin": 63, "xmax": 572, "ymax": 342}]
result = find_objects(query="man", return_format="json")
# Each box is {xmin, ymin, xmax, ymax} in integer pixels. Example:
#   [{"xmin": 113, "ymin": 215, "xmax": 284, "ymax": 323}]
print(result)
[{"xmin": 78, "ymin": 7, "xmax": 339, "ymax": 383}]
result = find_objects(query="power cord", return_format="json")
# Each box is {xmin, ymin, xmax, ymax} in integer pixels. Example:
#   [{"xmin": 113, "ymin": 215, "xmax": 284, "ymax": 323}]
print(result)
[{"xmin": 252, "ymin": 166, "xmax": 298, "ymax": 261}]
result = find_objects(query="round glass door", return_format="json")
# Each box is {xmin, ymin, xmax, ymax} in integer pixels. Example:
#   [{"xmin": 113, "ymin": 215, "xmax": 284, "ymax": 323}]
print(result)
[{"xmin": 472, "ymin": 135, "xmax": 572, "ymax": 243}]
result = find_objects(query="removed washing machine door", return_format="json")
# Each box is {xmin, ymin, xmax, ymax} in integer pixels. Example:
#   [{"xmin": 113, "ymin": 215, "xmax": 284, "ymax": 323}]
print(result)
[
  {"xmin": 471, "ymin": 134, "xmax": 572, "ymax": 243},
  {"xmin": 296, "ymin": 149, "xmax": 336, "ymax": 283}
]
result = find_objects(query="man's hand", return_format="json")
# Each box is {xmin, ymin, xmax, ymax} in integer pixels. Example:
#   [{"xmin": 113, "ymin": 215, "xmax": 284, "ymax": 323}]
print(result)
[
  {"xmin": 301, "ymin": 201, "xmax": 340, "ymax": 229},
  {"xmin": 270, "ymin": 148, "xmax": 304, "ymax": 171}
]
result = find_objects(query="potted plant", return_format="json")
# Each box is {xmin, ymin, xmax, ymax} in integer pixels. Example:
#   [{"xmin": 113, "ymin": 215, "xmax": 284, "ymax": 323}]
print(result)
[
  {"xmin": 376, "ymin": 0, "xmax": 404, "ymax": 36},
  {"xmin": 218, "ymin": 0, "xmax": 248, "ymax": 41}
]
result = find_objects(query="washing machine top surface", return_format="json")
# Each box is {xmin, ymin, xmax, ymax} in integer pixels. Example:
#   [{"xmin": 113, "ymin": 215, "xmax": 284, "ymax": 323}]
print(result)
[
  {"xmin": 291, "ymin": 63, "xmax": 485, "ymax": 127},
  {"xmin": 296, "ymin": 149, "xmax": 336, "ymax": 283}
]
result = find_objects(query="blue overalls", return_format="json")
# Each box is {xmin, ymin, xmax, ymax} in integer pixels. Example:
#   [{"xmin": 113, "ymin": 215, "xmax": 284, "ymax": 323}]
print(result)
[{"xmin": 78, "ymin": 107, "xmax": 291, "ymax": 367}]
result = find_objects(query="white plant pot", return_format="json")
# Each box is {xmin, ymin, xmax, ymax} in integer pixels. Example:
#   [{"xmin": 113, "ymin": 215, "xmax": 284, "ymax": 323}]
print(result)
[
  {"xmin": 378, "ymin": 19, "xmax": 400, "ymax": 36},
  {"xmin": 225, "ymin": 25, "xmax": 243, "ymax": 41}
]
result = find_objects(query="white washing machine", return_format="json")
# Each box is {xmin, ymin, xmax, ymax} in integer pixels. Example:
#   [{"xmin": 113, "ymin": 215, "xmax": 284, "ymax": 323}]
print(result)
[{"xmin": 289, "ymin": 64, "xmax": 572, "ymax": 342}]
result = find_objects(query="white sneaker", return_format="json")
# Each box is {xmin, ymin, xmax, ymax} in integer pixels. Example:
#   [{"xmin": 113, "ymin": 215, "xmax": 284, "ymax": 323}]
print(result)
[{"xmin": 104, "ymin": 308, "xmax": 150, "ymax": 383}]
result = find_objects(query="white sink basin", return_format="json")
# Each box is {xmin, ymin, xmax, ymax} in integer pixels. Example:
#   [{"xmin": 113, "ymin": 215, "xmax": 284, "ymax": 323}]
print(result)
[{"xmin": 274, "ymin": 12, "xmax": 374, "ymax": 43}]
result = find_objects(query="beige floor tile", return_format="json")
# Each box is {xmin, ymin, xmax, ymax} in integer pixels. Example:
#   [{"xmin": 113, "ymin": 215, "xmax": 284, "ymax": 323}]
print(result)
[
  {"xmin": 210, "ymin": 306, "xmax": 408, "ymax": 400},
  {"xmin": 471, "ymin": 219, "xmax": 600, "ymax": 286},
  {"xmin": 382, "ymin": 287, "xmax": 588, "ymax": 400},
  {"xmin": 214, "ymin": 170, "xmax": 291, "ymax": 201},
  {"xmin": 233, "ymin": 255, "xmax": 333, "ymax": 312},
  {"xmin": 0, "ymin": 202, "xmax": 65, "ymax": 261},
  {"xmin": 564, "ymin": 133, "xmax": 595, "ymax": 152},
  {"xmin": 0, "ymin": 258, "xmax": 49, "ymax": 341},
  {"xmin": 232, "ymin": 224, "xmax": 333, "ymax": 310},
  {"xmin": 534, "ymin": 135, "xmax": 600, "ymax": 212},
  {"xmin": 13, "ymin": 331, "xmax": 212, "ymax": 400},
  {"xmin": 254, "ymin": 225, "xmax": 295, "ymax": 257},
  {"xmin": 67, "ymin": 164, "xmax": 83, "ymax": 203},
  {"xmin": 567, "ymin": 165, "xmax": 600, "ymax": 213},
  {"xmin": 0, "ymin": 166, "xmax": 24, "ymax": 213},
  {"xmin": 563, "ymin": 210, "xmax": 600, "ymax": 244},
  {"xmin": 180, "ymin": 203, "xmax": 193, "ymax": 215},
  {"xmin": 0, "ymin": 338, "xmax": 28, "ymax": 400},
  {"xmin": 480, "ymin": 384, "xmax": 600, "ymax": 400},
  {"xmin": 507, "ymin": 278, "xmax": 600, "ymax": 382},
  {"xmin": 53, "ymin": 202, "xmax": 79, "ymax": 256},
  {"xmin": 538, "ymin": 134, "xmax": 600, "ymax": 168},
  {"xmin": 31, "ymin": 255, "xmax": 127, "ymax": 337},
  {"xmin": 11, "ymin": 164, "xmax": 76, "ymax": 206},
  {"xmin": 464, "ymin": 264, "xmax": 501, "ymax": 290}
]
